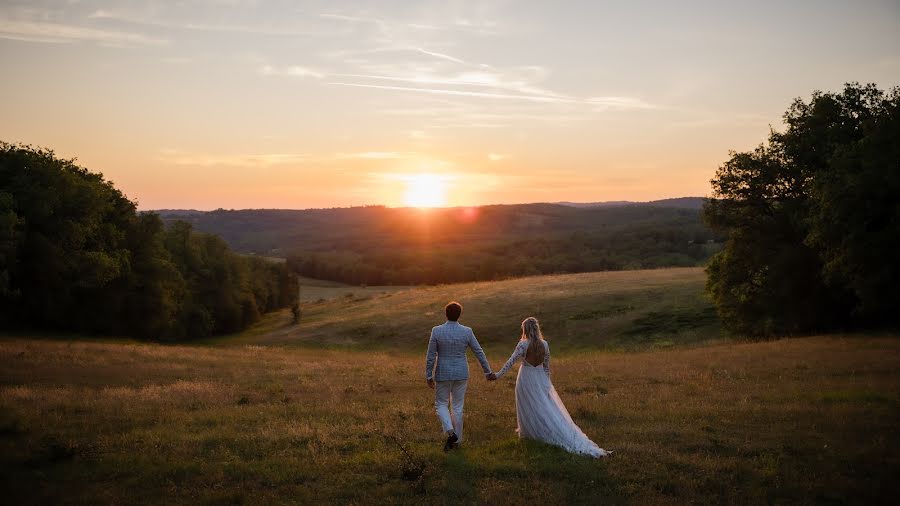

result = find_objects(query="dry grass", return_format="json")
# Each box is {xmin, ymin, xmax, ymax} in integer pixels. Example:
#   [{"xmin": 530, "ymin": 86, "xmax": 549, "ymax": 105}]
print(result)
[
  {"xmin": 226, "ymin": 267, "xmax": 721, "ymax": 353},
  {"xmin": 1, "ymin": 335, "xmax": 897, "ymax": 504}
]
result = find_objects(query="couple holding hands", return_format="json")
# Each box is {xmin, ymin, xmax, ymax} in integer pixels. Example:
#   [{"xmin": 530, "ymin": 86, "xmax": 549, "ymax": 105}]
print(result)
[{"xmin": 425, "ymin": 301, "xmax": 610, "ymax": 457}]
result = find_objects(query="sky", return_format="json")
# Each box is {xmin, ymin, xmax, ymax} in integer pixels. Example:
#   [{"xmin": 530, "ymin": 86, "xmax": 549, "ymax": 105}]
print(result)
[{"xmin": 1, "ymin": 0, "xmax": 899, "ymax": 210}]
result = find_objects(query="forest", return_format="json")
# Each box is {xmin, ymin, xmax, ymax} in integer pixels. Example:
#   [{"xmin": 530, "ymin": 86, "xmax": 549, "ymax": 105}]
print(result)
[
  {"xmin": 159, "ymin": 199, "xmax": 720, "ymax": 285},
  {"xmin": 0, "ymin": 143, "xmax": 298, "ymax": 340}
]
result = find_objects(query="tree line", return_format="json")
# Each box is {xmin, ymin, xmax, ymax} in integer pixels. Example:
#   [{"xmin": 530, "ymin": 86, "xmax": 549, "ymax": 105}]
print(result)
[
  {"xmin": 158, "ymin": 200, "xmax": 719, "ymax": 286},
  {"xmin": 0, "ymin": 143, "xmax": 298, "ymax": 339},
  {"xmin": 704, "ymin": 83, "xmax": 899, "ymax": 336},
  {"xmin": 286, "ymin": 224, "xmax": 718, "ymax": 286}
]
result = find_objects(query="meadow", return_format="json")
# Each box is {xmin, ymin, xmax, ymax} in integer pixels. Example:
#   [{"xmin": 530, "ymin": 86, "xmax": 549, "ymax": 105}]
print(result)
[
  {"xmin": 229, "ymin": 267, "xmax": 721, "ymax": 353},
  {"xmin": 1, "ymin": 268, "xmax": 898, "ymax": 504}
]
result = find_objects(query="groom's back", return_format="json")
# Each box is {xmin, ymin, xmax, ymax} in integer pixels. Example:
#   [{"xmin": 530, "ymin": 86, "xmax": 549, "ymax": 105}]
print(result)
[
  {"xmin": 430, "ymin": 321, "xmax": 473, "ymax": 380},
  {"xmin": 432, "ymin": 321, "xmax": 473, "ymax": 354}
]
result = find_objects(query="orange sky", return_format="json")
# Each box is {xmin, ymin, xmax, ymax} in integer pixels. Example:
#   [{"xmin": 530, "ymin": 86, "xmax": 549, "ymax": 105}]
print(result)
[{"xmin": 2, "ymin": 0, "xmax": 899, "ymax": 209}]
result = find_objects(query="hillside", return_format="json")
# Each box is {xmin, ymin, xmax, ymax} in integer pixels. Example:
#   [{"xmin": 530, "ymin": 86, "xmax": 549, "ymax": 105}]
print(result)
[
  {"xmin": 156, "ymin": 201, "xmax": 720, "ymax": 285},
  {"xmin": 558, "ymin": 197, "xmax": 706, "ymax": 209},
  {"xmin": 155, "ymin": 200, "xmax": 713, "ymax": 256},
  {"xmin": 223, "ymin": 267, "xmax": 721, "ymax": 353},
  {"xmin": 1, "ymin": 335, "xmax": 896, "ymax": 504}
]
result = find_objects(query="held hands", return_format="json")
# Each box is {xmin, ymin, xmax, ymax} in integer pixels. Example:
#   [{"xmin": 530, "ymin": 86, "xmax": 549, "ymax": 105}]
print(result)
[
  {"xmin": 486, "ymin": 372, "xmax": 497, "ymax": 381},
  {"xmin": 426, "ymin": 378, "xmax": 435, "ymax": 389}
]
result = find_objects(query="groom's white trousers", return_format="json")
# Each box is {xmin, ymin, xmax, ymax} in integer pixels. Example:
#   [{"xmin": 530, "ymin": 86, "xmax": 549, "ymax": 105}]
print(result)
[{"xmin": 434, "ymin": 379, "xmax": 467, "ymax": 442}]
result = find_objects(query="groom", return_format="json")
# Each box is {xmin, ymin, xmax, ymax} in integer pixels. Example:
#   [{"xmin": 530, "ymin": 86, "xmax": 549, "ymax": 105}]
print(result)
[{"xmin": 425, "ymin": 301, "xmax": 496, "ymax": 451}]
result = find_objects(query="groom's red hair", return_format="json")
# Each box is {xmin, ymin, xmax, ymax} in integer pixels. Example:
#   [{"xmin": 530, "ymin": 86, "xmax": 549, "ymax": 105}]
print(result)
[{"xmin": 445, "ymin": 301, "xmax": 462, "ymax": 321}]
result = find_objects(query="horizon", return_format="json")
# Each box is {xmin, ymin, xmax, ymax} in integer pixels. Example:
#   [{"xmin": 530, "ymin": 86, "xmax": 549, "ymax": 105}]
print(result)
[
  {"xmin": 1, "ymin": 0, "xmax": 899, "ymax": 209},
  {"xmin": 147, "ymin": 195, "xmax": 706, "ymax": 212}
]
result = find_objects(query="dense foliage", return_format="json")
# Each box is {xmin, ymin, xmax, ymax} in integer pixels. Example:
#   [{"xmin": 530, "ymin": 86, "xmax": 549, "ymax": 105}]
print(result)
[
  {"xmin": 704, "ymin": 83, "xmax": 899, "ymax": 336},
  {"xmin": 0, "ymin": 143, "xmax": 298, "ymax": 339},
  {"xmin": 160, "ymin": 201, "xmax": 719, "ymax": 286}
]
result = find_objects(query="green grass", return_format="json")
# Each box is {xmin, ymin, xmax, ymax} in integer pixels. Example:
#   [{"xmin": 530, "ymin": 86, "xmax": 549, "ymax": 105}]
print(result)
[
  {"xmin": 0, "ymin": 335, "xmax": 897, "ymax": 504},
  {"xmin": 224, "ymin": 267, "xmax": 723, "ymax": 353}
]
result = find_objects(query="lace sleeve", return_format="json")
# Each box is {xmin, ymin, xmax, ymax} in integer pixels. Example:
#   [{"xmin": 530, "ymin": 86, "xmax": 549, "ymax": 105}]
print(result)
[
  {"xmin": 543, "ymin": 340, "xmax": 550, "ymax": 376},
  {"xmin": 495, "ymin": 341, "xmax": 526, "ymax": 379}
]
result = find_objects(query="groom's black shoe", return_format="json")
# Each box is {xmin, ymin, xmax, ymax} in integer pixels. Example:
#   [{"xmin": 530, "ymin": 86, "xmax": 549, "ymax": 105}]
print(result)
[{"xmin": 443, "ymin": 432, "xmax": 458, "ymax": 452}]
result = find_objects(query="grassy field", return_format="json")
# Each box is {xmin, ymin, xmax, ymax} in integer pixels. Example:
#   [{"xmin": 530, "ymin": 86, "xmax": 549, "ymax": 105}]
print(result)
[
  {"xmin": 231, "ymin": 267, "xmax": 722, "ymax": 353},
  {"xmin": 294, "ymin": 276, "xmax": 412, "ymax": 304},
  {"xmin": 1, "ymin": 335, "xmax": 897, "ymax": 504},
  {"xmin": 1, "ymin": 268, "xmax": 897, "ymax": 504}
]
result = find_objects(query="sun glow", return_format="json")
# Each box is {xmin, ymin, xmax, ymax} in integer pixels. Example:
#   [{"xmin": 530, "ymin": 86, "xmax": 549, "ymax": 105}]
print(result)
[{"xmin": 402, "ymin": 174, "xmax": 449, "ymax": 208}]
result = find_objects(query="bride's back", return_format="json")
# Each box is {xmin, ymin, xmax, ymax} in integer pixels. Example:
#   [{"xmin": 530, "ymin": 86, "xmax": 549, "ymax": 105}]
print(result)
[
  {"xmin": 524, "ymin": 339, "xmax": 546, "ymax": 366},
  {"xmin": 521, "ymin": 316, "xmax": 547, "ymax": 366}
]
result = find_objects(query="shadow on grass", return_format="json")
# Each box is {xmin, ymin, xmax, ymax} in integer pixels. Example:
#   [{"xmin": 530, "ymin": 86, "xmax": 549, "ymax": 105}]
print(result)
[{"xmin": 432, "ymin": 438, "xmax": 624, "ymax": 504}]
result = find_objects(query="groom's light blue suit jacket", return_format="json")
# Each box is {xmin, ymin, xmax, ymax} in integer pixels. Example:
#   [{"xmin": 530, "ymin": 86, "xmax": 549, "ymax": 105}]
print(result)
[{"xmin": 425, "ymin": 321, "xmax": 492, "ymax": 382}]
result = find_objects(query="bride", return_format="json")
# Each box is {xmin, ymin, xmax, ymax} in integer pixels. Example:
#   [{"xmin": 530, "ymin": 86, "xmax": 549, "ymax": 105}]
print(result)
[{"xmin": 494, "ymin": 317, "xmax": 611, "ymax": 458}]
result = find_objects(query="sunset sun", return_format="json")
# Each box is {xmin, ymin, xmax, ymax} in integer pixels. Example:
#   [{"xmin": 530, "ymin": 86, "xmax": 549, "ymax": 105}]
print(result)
[{"xmin": 402, "ymin": 174, "xmax": 448, "ymax": 208}]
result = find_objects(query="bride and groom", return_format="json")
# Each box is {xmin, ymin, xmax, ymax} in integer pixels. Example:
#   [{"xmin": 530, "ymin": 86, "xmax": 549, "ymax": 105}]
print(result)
[{"xmin": 425, "ymin": 301, "xmax": 610, "ymax": 457}]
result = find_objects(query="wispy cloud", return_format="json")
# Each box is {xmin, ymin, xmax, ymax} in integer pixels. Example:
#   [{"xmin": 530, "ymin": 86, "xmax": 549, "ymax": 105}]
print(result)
[
  {"xmin": 414, "ymin": 47, "xmax": 465, "ymax": 64},
  {"xmin": 331, "ymin": 70, "xmax": 564, "ymax": 98},
  {"xmin": 260, "ymin": 65, "xmax": 324, "ymax": 79},
  {"xmin": 0, "ymin": 18, "xmax": 167, "ymax": 46},
  {"xmin": 329, "ymin": 82, "xmax": 576, "ymax": 103},
  {"xmin": 378, "ymin": 102, "xmax": 590, "ymax": 129},
  {"xmin": 588, "ymin": 96, "xmax": 656, "ymax": 111},
  {"xmin": 315, "ymin": 40, "xmax": 652, "ymax": 112},
  {"xmin": 336, "ymin": 151, "xmax": 417, "ymax": 160},
  {"xmin": 319, "ymin": 13, "xmax": 378, "ymax": 24},
  {"xmin": 158, "ymin": 150, "xmax": 310, "ymax": 167},
  {"xmin": 329, "ymin": 81, "xmax": 657, "ymax": 112},
  {"xmin": 319, "ymin": 12, "xmax": 498, "ymax": 36},
  {"xmin": 89, "ymin": 8, "xmax": 327, "ymax": 37}
]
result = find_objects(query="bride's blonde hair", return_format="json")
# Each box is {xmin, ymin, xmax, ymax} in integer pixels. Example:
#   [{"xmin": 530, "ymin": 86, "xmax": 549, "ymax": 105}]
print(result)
[{"xmin": 521, "ymin": 317, "xmax": 546, "ymax": 360}]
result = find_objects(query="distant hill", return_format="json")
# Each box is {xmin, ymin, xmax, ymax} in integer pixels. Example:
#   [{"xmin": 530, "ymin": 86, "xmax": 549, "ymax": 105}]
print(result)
[
  {"xmin": 557, "ymin": 197, "xmax": 707, "ymax": 210},
  {"xmin": 155, "ymin": 199, "xmax": 720, "ymax": 285},
  {"xmin": 557, "ymin": 200, "xmax": 634, "ymax": 208}
]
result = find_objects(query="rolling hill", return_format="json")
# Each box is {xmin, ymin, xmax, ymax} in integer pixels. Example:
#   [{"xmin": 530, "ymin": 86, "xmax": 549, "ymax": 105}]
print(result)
[
  {"xmin": 155, "ymin": 199, "xmax": 721, "ymax": 285},
  {"xmin": 224, "ymin": 267, "xmax": 721, "ymax": 353}
]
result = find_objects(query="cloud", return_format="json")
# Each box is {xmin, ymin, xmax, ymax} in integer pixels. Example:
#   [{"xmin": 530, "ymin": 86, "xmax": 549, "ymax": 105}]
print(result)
[
  {"xmin": 319, "ymin": 13, "xmax": 375, "ymax": 24},
  {"xmin": 260, "ymin": 65, "xmax": 324, "ymax": 79},
  {"xmin": 337, "ymin": 152, "xmax": 416, "ymax": 160},
  {"xmin": 488, "ymin": 153, "xmax": 505, "ymax": 161},
  {"xmin": 319, "ymin": 46, "xmax": 656, "ymax": 112},
  {"xmin": 329, "ymin": 82, "xmax": 576, "ymax": 103},
  {"xmin": 319, "ymin": 12, "xmax": 496, "ymax": 35},
  {"xmin": 158, "ymin": 150, "xmax": 310, "ymax": 167},
  {"xmin": 331, "ymin": 71, "xmax": 561, "ymax": 98},
  {"xmin": 89, "ymin": 8, "xmax": 324, "ymax": 37},
  {"xmin": 0, "ymin": 18, "xmax": 167, "ymax": 46},
  {"xmin": 588, "ymin": 96, "xmax": 656, "ymax": 111},
  {"xmin": 414, "ymin": 47, "xmax": 465, "ymax": 64},
  {"xmin": 378, "ymin": 172, "xmax": 455, "ymax": 182}
]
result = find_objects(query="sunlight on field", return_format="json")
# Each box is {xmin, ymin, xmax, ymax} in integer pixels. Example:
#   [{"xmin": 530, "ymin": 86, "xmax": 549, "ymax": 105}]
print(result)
[
  {"xmin": 1, "ymin": 336, "xmax": 897, "ymax": 504},
  {"xmin": 233, "ymin": 267, "xmax": 721, "ymax": 353}
]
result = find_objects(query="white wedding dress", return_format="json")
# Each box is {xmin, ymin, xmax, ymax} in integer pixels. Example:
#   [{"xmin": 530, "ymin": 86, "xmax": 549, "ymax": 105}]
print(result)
[{"xmin": 495, "ymin": 340, "xmax": 610, "ymax": 458}]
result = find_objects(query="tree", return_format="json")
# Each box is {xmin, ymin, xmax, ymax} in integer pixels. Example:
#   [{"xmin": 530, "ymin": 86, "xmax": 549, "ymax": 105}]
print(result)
[
  {"xmin": 0, "ymin": 142, "xmax": 298, "ymax": 339},
  {"xmin": 704, "ymin": 83, "xmax": 900, "ymax": 336},
  {"xmin": 790, "ymin": 84, "xmax": 900, "ymax": 323}
]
